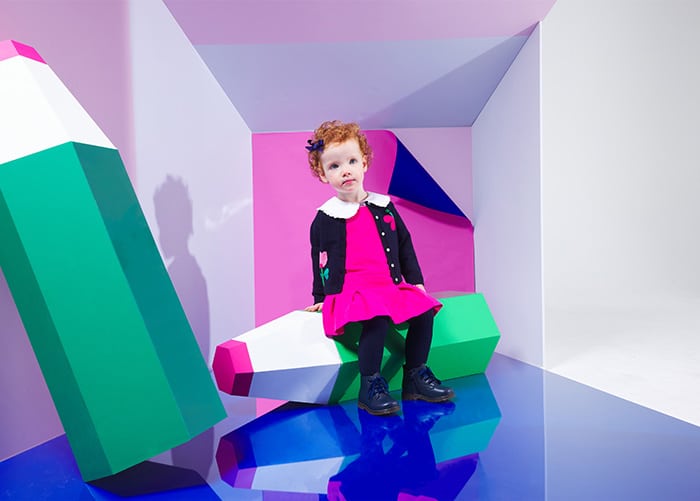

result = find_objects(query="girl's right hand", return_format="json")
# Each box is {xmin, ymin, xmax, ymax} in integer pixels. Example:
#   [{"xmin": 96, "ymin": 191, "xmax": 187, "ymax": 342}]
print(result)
[{"xmin": 305, "ymin": 303, "xmax": 323, "ymax": 312}]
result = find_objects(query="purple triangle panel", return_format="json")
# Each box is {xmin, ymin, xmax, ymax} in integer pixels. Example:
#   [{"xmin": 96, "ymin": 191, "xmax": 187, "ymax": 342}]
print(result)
[{"xmin": 388, "ymin": 138, "xmax": 469, "ymax": 221}]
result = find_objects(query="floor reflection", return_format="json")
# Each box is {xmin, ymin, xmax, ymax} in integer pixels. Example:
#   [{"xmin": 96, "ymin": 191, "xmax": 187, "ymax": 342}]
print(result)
[
  {"xmin": 216, "ymin": 373, "xmax": 500, "ymax": 497},
  {"xmin": 327, "ymin": 403, "xmax": 479, "ymax": 501},
  {"xmin": 2, "ymin": 354, "xmax": 699, "ymax": 500}
]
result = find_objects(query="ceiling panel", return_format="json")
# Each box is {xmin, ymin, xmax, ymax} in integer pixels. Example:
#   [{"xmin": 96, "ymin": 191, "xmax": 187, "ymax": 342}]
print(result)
[
  {"xmin": 196, "ymin": 36, "xmax": 529, "ymax": 131},
  {"xmin": 164, "ymin": 0, "xmax": 556, "ymax": 43},
  {"xmin": 164, "ymin": 1, "xmax": 555, "ymax": 131}
]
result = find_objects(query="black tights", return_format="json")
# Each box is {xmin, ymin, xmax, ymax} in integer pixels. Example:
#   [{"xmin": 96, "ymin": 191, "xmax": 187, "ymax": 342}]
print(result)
[{"xmin": 357, "ymin": 311, "xmax": 434, "ymax": 376}]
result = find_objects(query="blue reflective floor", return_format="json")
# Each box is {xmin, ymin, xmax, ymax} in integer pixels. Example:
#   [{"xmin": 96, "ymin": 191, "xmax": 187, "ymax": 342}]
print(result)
[{"xmin": 2, "ymin": 354, "xmax": 699, "ymax": 500}]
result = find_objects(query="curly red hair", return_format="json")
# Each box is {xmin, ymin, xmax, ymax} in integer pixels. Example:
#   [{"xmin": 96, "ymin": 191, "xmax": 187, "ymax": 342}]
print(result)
[{"xmin": 307, "ymin": 120, "xmax": 373, "ymax": 179}]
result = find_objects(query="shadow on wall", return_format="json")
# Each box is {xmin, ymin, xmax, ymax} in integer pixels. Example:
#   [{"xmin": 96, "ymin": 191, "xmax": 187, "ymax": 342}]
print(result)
[{"xmin": 153, "ymin": 175, "xmax": 214, "ymax": 478}]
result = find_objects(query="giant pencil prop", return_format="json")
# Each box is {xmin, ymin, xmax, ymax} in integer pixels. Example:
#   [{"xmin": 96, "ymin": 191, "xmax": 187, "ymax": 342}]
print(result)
[
  {"xmin": 214, "ymin": 292, "xmax": 500, "ymax": 404},
  {"xmin": 0, "ymin": 40, "xmax": 225, "ymax": 481}
]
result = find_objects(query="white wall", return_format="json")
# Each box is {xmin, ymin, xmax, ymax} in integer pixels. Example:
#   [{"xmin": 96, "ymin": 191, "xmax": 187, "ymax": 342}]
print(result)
[
  {"xmin": 542, "ymin": 0, "xmax": 700, "ymax": 310},
  {"xmin": 541, "ymin": 0, "xmax": 700, "ymax": 425},
  {"xmin": 129, "ymin": 0, "xmax": 255, "ymax": 364},
  {"xmin": 472, "ymin": 26, "xmax": 543, "ymax": 366}
]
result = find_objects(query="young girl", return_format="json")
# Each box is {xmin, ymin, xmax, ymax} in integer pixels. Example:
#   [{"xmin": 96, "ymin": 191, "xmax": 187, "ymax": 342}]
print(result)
[{"xmin": 305, "ymin": 120, "xmax": 454, "ymax": 416}]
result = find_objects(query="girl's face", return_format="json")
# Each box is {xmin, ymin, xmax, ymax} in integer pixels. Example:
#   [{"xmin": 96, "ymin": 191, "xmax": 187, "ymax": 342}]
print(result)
[{"xmin": 319, "ymin": 139, "xmax": 368, "ymax": 202}]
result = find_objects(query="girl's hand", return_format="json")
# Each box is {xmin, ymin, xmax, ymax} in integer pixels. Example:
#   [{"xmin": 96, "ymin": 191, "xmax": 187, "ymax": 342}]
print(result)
[
  {"xmin": 305, "ymin": 302, "xmax": 323, "ymax": 312},
  {"xmin": 415, "ymin": 284, "xmax": 426, "ymax": 293}
]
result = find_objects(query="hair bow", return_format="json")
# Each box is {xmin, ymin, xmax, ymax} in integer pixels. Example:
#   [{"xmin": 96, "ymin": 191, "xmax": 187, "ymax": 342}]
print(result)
[{"xmin": 305, "ymin": 139, "xmax": 325, "ymax": 152}]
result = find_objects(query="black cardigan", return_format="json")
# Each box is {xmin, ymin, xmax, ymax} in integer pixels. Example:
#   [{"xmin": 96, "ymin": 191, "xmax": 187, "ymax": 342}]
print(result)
[{"xmin": 310, "ymin": 201, "xmax": 424, "ymax": 304}]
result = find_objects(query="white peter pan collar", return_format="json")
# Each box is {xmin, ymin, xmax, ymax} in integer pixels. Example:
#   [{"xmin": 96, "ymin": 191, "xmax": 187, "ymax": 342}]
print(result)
[{"xmin": 318, "ymin": 192, "xmax": 391, "ymax": 219}]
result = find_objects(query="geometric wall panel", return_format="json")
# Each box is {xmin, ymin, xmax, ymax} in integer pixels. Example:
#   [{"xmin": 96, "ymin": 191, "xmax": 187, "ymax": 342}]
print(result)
[{"xmin": 389, "ymin": 138, "xmax": 469, "ymax": 218}]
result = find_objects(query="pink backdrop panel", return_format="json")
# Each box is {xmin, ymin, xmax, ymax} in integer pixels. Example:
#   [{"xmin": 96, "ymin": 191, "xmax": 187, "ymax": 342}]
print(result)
[
  {"xmin": 253, "ymin": 130, "xmax": 474, "ymax": 326},
  {"xmin": 392, "ymin": 198, "xmax": 474, "ymax": 294}
]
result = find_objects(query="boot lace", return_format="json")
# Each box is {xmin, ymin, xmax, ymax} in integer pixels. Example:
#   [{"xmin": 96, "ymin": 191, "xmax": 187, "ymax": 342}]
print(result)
[
  {"xmin": 417, "ymin": 366, "xmax": 441, "ymax": 386},
  {"xmin": 368, "ymin": 375, "xmax": 390, "ymax": 400}
]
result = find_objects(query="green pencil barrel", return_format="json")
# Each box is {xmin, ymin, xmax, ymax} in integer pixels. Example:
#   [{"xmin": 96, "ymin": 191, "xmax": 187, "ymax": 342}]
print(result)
[
  {"xmin": 0, "ymin": 142, "xmax": 224, "ymax": 480},
  {"xmin": 74, "ymin": 143, "xmax": 225, "ymax": 436},
  {"xmin": 426, "ymin": 293, "xmax": 501, "ymax": 379}
]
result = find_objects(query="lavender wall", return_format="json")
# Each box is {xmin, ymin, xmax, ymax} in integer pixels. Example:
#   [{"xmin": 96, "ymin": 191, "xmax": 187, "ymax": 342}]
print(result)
[
  {"xmin": 128, "ymin": 0, "xmax": 255, "ymax": 364},
  {"xmin": 472, "ymin": 26, "xmax": 543, "ymax": 366},
  {"xmin": 0, "ymin": 0, "xmax": 132, "ymax": 461}
]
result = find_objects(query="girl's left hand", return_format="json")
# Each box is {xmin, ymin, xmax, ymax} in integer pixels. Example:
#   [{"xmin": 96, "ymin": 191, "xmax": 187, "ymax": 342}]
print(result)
[{"xmin": 415, "ymin": 284, "xmax": 426, "ymax": 293}]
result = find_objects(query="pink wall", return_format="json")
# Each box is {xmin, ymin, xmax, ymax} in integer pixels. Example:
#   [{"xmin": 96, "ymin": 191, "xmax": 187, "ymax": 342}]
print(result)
[{"xmin": 253, "ymin": 130, "xmax": 474, "ymax": 326}]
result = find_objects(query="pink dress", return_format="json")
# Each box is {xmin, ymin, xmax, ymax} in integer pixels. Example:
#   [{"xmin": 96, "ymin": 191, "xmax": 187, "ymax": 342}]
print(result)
[{"xmin": 322, "ymin": 205, "xmax": 442, "ymax": 336}]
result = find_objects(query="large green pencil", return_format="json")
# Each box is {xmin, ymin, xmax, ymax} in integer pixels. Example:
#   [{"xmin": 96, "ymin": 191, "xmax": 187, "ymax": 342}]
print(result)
[{"xmin": 0, "ymin": 40, "xmax": 225, "ymax": 481}]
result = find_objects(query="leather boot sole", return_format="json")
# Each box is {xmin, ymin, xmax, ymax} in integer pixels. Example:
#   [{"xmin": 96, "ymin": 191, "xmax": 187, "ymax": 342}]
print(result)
[
  {"xmin": 401, "ymin": 389, "xmax": 455, "ymax": 403},
  {"xmin": 358, "ymin": 401, "xmax": 400, "ymax": 416}
]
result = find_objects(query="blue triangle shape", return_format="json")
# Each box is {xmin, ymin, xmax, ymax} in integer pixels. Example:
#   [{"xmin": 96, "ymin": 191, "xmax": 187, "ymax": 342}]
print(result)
[{"xmin": 388, "ymin": 139, "xmax": 467, "ymax": 218}]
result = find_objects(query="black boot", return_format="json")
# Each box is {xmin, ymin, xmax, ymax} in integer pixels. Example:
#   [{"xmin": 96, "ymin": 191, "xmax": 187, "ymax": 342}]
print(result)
[
  {"xmin": 358, "ymin": 373, "xmax": 400, "ymax": 416},
  {"xmin": 402, "ymin": 364, "xmax": 455, "ymax": 402}
]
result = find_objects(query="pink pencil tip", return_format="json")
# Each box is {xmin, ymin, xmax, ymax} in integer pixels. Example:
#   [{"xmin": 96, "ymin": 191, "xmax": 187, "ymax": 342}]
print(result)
[{"xmin": 0, "ymin": 40, "xmax": 46, "ymax": 64}]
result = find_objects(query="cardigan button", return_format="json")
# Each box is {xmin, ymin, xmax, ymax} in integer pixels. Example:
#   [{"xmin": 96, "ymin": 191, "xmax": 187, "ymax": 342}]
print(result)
[
  {"xmin": 390, "ymin": 263, "xmax": 395, "ymax": 268},
  {"xmin": 385, "ymin": 247, "xmax": 390, "ymax": 252},
  {"xmin": 381, "ymin": 232, "xmax": 385, "ymax": 236},
  {"xmin": 394, "ymin": 277, "xmax": 399, "ymax": 283},
  {"xmin": 375, "ymin": 215, "xmax": 379, "ymax": 220}
]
